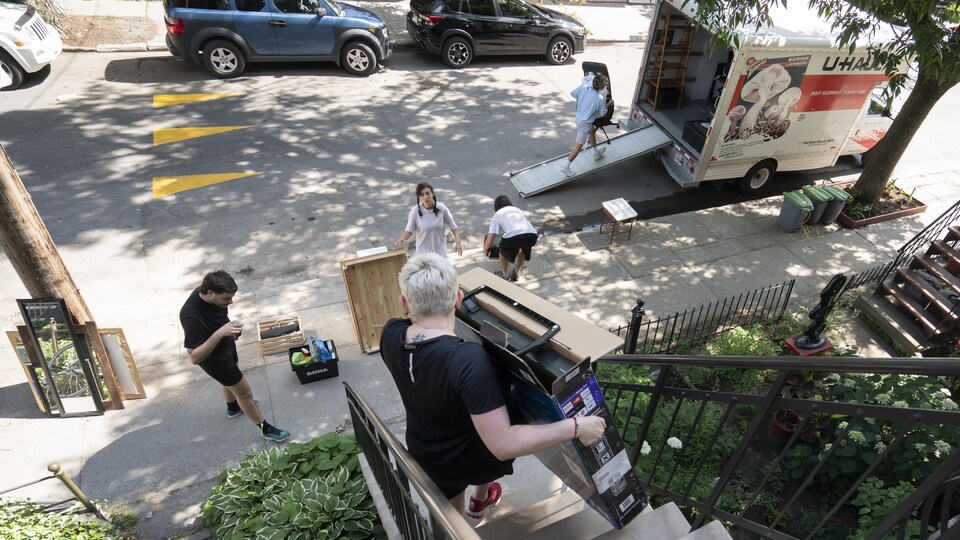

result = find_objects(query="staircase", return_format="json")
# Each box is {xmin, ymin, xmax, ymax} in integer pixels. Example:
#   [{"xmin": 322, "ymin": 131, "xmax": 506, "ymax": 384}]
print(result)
[{"xmin": 856, "ymin": 224, "xmax": 960, "ymax": 355}]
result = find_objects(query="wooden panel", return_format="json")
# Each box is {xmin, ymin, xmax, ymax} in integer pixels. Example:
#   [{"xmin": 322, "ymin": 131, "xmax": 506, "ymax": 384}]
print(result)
[
  {"xmin": 340, "ymin": 249, "xmax": 408, "ymax": 353},
  {"xmin": 257, "ymin": 315, "xmax": 304, "ymax": 356}
]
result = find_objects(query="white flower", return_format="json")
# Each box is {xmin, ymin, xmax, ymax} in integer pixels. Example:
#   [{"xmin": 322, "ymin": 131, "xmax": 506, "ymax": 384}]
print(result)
[
  {"xmin": 823, "ymin": 443, "xmax": 833, "ymax": 452},
  {"xmin": 838, "ymin": 421, "xmax": 849, "ymax": 430},
  {"xmin": 640, "ymin": 441, "xmax": 651, "ymax": 456},
  {"xmin": 893, "ymin": 401, "xmax": 908, "ymax": 408},
  {"xmin": 942, "ymin": 398, "xmax": 958, "ymax": 411},
  {"xmin": 849, "ymin": 431, "xmax": 866, "ymax": 444},
  {"xmin": 667, "ymin": 437, "xmax": 683, "ymax": 450},
  {"xmin": 826, "ymin": 373, "xmax": 841, "ymax": 382},
  {"xmin": 843, "ymin": 378, "xmax": 856, "ymax": 388},
  {"xmin": 875, "ymin": 442, "xmax": 886, "ymax": 453},
  {"xmin": 941, "ymin": 388, "xmax": 952, "ymax": 397},
  {"xmin": 876, "ymin": 394, "xmax": 892, "ymax": 405},
  {"xmin": 915, "ymin": 443, "xmax": 927, "ymax": 453},
  {"xmin": 935, "ymin": 440, "xmax": 951, "ymax": 454}
]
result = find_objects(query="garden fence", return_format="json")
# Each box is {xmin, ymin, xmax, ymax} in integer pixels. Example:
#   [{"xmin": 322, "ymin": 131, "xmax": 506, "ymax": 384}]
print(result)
[{"xmin": 610, "ymin": 280, "xmax": 795, "ymax": 354}]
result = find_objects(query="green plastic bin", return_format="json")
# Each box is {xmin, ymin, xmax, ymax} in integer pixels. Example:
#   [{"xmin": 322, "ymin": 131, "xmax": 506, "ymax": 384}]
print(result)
[
  {"xmin": 778, "ymin": 191, "xmax": 813, "ymax": 232},
  {"xmin": 802, "ymin": 185, "xmax": 832, "ymax": 224},
  {"xmin": 820, "ymin": 186, "xmax": 853, "ymax": 224}
]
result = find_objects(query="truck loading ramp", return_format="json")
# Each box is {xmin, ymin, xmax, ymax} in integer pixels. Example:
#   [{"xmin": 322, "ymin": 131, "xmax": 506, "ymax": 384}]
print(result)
[{"xmin": 508, "ymin": 124, "xmax": 672, "ymax": 198}]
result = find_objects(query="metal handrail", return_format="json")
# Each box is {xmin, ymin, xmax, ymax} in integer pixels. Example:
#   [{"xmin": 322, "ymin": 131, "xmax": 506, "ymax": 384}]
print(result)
[
  {"xmin": 0, "ymin": 463, "xmax": 107, "ymax": 520},
  {"xmin": 595, "ymin": 353, "xmax": 960, "ymax": 539},
  {"xmin": 344, "ymin": 382, "xmax": 479, "ymax": 540}
]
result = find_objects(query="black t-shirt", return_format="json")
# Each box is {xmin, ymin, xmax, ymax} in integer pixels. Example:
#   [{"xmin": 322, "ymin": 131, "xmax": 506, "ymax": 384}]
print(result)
[
  {"xmin": 380, "ymin": 318, "xmax": 514, "ymax": 486},
  {"xmin": 179, "ymin": 287, "xmax": 238, "ymax": 367}
]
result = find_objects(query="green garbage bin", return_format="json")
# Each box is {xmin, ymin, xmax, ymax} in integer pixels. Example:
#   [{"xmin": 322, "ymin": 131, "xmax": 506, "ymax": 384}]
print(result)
[
  {"xmin": 778, "ymin": 191, "xmax": 813, "ymax": 232},
  {"xmin": 802, "ymin": 185, "xmax": 832, "ymax": 224},
  {"xmin": 820, "ymin": 186, "xmax": 853, "ymax": 224}
]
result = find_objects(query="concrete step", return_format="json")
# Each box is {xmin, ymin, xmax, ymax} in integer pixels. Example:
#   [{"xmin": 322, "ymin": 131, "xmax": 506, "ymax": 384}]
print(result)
[
  {"xmin": 677, "ymin": 519, "xmax": 733, "ymax": 540},
  {"xmin": 854, "ymin": 293, "xmax": 927, "ymax": 355},
  {"xmin": 593, "ymin": 502, "xmax": 691, "ymax": 540}
]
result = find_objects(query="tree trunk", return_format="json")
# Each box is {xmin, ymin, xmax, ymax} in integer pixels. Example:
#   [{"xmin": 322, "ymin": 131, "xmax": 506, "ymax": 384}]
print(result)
[
  {"xmin": 853, "ymin": 69, "xmax": 957, "ymax": 204},
  {"xmin": 0, "ymin": 142, "xmax": 93, "ymax": 323},
  {"xmin": 27, "ymin": 0, "xmax": 67, "ymax": 30}
]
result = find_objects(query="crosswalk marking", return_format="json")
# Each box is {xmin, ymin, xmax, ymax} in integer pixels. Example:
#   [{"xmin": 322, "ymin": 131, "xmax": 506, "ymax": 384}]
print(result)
[
  {"xmin": 153, "ymin": 172, "xmax": 260, "ymax": 198},
  {"xmin": 153, "ymin": 94, "xmax": 242, "ymax": 108},
  {"xmin": 153, "ymin": 126, "xmax": 250, "ymax": 146}
]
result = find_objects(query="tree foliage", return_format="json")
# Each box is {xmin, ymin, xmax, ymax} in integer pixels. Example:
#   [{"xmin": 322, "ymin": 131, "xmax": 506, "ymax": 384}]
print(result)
[{"xmin": 684, "ymin": 0, "xmax": 960, "ymax": 205}]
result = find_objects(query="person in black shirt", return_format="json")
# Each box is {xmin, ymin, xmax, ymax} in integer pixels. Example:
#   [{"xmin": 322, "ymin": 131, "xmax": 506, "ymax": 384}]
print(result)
[
  {"xmin": 179, "ymin": 270, "xmax": 290, "ymax": 442},
  {"xmin": 380, "ymin": 253, "xmax": 605, "ymax": 521}
]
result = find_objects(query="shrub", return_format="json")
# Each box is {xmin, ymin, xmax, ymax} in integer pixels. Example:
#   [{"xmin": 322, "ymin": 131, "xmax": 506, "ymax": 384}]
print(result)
[
  {"xmin": 0, "ymin": 499, "xmax": 133, "ymax": 540},
  {"xmin": 202, "ymin": 432, "xmax": 384, "ymax": 540}
]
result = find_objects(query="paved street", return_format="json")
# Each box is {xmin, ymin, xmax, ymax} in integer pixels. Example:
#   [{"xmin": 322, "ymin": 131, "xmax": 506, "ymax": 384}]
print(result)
[{"xmin": 1, "ymin": 32, "xmax": 959, "ymax": 539}]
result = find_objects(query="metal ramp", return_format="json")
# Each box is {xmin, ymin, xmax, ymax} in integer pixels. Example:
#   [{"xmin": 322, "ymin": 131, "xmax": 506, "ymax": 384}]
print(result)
[{"xmin": 508, "ymin": 125, "xmax": 672, "ymax": 198}]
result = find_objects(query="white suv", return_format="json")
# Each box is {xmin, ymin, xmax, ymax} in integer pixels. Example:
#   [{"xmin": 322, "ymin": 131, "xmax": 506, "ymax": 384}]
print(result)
[{"xmin": 0, "ymin": 1, "xmax": 62, "ymax": 90}]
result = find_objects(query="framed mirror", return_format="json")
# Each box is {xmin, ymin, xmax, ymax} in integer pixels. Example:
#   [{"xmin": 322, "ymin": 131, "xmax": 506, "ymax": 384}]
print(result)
[
  {"xmin": 99, "ymin": 328, "xmax": 145, "ymax": 400},
  {"xmin": 17, "ymin": 298, "xmax": 104, "ymax": 417}
]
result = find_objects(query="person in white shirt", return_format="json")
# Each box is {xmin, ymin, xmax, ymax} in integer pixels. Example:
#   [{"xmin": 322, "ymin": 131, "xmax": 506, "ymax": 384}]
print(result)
[
  {"xmin": 393, "ymin": 182, "xmax": 463, "ymax": 257},
  {"xmin": 483, "ymin": 196, "xmax": 538, "ymax": 281},
  {"xmin": 560, "ymin": 73, "xmax": 613, "ymax": 177}
]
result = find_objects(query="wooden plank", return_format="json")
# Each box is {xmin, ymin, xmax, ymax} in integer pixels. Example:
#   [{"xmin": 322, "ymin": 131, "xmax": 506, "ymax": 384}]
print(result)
[
  {"xmin": 880, "ymin": 280, "xmax": 939, "ymax": 337},
  {"xmin": 913, "ymin": 255, "xmax": 960, "ymax": 294},
  {"xmin": 340, "ymin": 249, "xmax": 408, "ymax": 354}
]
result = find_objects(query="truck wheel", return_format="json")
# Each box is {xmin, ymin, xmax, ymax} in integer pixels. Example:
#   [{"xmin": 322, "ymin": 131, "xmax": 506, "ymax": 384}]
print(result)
[
  {"xmin": 546, "ymin": 36, "xmax": 572, "ymax": 65},
  {"xmin": 203, "ymin": 40, "xmax": 245, "ymax": 79},
  {"xmin": 0, "ymin": 51, "xmax": 24, "ymax": 91},
  {"xmin": 341, "ymin": 41, "xmax": 377, "ymax": 77},
  {"xmin": 738, "ymin": 160, "xmax": 775, "ymax": 192},
  {"xmin": 443, "ymin": 37, "xmax": 473, "ymax": 68}
]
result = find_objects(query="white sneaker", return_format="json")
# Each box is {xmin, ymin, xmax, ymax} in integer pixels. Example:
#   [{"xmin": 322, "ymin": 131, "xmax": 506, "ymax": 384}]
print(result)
[
  {"xmin": 593, "ymin": 147, "xmax": 606, "ymax": 160},
  {"xmin": 560, "ymin": 164, "xmax": 575, "ymax": 177}
]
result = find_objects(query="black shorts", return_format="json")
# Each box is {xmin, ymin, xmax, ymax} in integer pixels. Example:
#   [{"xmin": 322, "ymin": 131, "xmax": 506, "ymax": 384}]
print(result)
[
  {"xmin": 199, "ymin": 356, "xmax": 243, "ymax": 387},
  {"xmin": 498, "ymin": 233, "xmax": 538, "ymax": 264}
]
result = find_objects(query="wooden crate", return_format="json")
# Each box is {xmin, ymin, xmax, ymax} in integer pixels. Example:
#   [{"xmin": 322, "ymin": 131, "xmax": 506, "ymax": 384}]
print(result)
[
  {"xmin": 257, "ymin": 315, "xmax": 304, "ymax": 356},
  {"xmin": 340, "ymin": 249, "xmax": 408, "ymax": 353}
]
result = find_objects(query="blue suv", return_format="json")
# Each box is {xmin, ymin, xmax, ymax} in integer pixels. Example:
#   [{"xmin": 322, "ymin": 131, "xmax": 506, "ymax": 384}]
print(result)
[{"xmin": 163, "ymin": 0, "xmax": 393, "ymax": 77}]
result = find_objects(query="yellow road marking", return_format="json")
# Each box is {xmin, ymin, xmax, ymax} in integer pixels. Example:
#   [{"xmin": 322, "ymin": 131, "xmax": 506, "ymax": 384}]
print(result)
[
  {"xmin": 153, "ymin": 94, "xmax": 243, "ymax": 108},
  {"xmin": 153, "ymin": 172, "xmax": 260, "ymax": 198},
  {"xmin": 153, "ymin": 126, "xmax": 250, "ymax": 146}
]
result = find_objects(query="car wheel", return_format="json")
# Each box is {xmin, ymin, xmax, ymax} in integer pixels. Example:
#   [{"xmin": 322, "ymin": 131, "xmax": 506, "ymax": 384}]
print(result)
[
  {"xmin": 202, "ymin": 40, "xmax": 245, "ymax": 79},
  {"xmin": 442, "ymin": 37, "xmax": 473, "ymax": 68},
  {"xmin": 0, "ymin": 51, "xmax": 25, "ymax": 91},
  {"xmin": 341, "ymin": 41, "xmax": 377, "ymax": 77},
  {"xmin": 546, "ymin": 36, "xmax": 572, "ymax": 65},
  {"xmin": 738, "ymin": 160, "xmax": 776, "ymax": 193}
]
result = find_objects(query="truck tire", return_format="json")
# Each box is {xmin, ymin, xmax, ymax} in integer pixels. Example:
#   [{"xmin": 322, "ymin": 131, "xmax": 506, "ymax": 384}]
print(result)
[
  {"xmin": 738, "ymin": 160, "xmax": 776, "ymax": 193},
  {"xmin": 341, "ymin": 41, "xmax": 377, "ymax": 77},
  {"xmin": 0, "ymin": 50, "xmax": 24, "ymax": 91},
  {"xmin": 546, "ymin": 36, "xmax": 572, "ymax": 65},
  {"xmin": 443, "ymin": 37, "xmax": 473, "ymax": 68},
  {"xmin": 203, "ymin": 39, "xmax": 245, "ymax": 79}
]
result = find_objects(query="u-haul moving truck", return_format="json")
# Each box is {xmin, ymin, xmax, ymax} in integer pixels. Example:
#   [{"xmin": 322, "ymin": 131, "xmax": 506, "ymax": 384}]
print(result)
[{"xmin": 623, "ymin": 0, "xmax": 901, "ymax": 192}]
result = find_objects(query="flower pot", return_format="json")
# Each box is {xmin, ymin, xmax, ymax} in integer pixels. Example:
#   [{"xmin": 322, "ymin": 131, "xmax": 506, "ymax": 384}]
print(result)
[
  {"xmin": 832, "ymin": 183, "xmax": 927, "ymax": 229},
  {"xmin": 768, "ymin": 409, "xmax": 801, "ymax": 448}
]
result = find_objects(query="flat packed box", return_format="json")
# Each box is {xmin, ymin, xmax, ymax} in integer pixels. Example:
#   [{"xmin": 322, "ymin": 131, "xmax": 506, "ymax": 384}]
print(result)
[{"xmin": 455, "ymin": 268, "xmax": 647, "ymax": 530}]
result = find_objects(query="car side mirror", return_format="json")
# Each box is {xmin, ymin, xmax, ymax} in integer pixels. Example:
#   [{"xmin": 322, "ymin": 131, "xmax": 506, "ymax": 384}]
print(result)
[{"xmin": 315, "ymin": 6, "xmax": 326, "ymax": 17}]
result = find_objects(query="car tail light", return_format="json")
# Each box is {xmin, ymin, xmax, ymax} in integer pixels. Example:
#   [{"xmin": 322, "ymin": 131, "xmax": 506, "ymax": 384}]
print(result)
[
  {"xmin": 166, "ymin": 17, "xmax": 184, "ymax": 36},
  {"xmin": 419, "ymin": 13, "xmax": 444, "ymax": 25}
]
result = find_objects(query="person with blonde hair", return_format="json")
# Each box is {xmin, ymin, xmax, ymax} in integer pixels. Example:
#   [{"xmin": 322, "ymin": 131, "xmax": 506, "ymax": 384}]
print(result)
[{"xmin": 380, "ymin": 253, "xmax": 606, "ymax": 521}]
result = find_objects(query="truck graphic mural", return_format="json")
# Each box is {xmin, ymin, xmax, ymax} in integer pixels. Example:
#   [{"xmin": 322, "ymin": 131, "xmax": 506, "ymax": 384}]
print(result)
[{"xmin": 723, "ymin": 55, "xmax": 810, "ymax": 142}]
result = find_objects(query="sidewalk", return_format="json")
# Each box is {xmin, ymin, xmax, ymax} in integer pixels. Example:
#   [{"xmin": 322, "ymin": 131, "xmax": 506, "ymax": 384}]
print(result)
[{"xmin": 57, "ymin": 0, "xmax": 656, "ymax": 52}]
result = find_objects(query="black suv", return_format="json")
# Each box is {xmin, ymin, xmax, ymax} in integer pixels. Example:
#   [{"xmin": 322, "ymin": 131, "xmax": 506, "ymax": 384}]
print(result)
[
  {"xmin": 406, "ymin": 0, "xmax": 585, "ymax": 68},
  {"xmin": 163, "ymin": 0, "xmax": 393, "ymax": 78}
]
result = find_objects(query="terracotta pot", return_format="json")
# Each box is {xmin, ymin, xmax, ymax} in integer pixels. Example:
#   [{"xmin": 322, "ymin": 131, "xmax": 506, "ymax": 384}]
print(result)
[{"xmin": 768, "ymin": 409, "xmax": 802, "ymax": 448}]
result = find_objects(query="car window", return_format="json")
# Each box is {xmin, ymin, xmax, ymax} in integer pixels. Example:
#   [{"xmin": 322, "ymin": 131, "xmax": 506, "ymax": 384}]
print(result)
[
  {"xmin": 275, "ymin": 0, "xmax": 321, "ymax": 14},
  {"xmin": 496, "ymin": 0, "xmax": 533, "ymax": 18},
  {"xmin": 465, "ymin": 0, "xmax": 495, "ymax": 17},
  {"xmin": 441, "ymin": 0, "xmax": 461, "ymax": 13},
  {"xmin": 236, "ymin": 0, "xmax": 265, "ymax": 11}
]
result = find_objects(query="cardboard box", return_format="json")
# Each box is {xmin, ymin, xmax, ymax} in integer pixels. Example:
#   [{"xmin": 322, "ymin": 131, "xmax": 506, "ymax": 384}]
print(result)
[
  {"xmin": 455, "ymin": 268, "xmax": 647, "ymax": 530},
  {"xmin": 288, "ymin": 342, "xmax": 339, "ymax": 384},
  {"xmin": 257, "ymin": 315, "xmax": 303, "ymax": 356},
  {"xmin": 340, "ymin": 249, "xmax": 408, "ymax": 353}
]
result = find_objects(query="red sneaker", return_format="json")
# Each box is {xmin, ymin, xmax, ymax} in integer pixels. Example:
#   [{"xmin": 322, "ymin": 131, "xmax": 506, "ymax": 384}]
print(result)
[{"xmin": 466, "ymin": 482, "xmax": 502, "ymax": 520}]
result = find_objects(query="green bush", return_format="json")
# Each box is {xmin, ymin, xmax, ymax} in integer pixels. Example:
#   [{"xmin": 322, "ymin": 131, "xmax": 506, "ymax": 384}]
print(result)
[
  {"xmin": 0, "ymin": 500, "xmax": 133, "ymax": 540},
  {"xmin": 202, "ymin": 433, "xmax": 384, "ymax": 540}
]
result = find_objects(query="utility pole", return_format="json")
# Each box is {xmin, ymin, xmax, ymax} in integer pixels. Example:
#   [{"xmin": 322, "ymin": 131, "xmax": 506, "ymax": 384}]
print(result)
[{"xmin": 0, "ymin": 142, "xmax": 123, "ymax": 409}]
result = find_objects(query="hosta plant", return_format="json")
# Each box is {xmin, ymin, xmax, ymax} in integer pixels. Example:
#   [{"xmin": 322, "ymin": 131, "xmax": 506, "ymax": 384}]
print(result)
[{"xmin": 202, "ymin": 432, "xmax": 384, "ymax": 540}]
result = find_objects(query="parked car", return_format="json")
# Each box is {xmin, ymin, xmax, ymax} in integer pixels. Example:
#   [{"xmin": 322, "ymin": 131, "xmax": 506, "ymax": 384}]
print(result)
[
  {"xmin": 406, "ymin": 0, "xmax": 585, "ymax": 68},
  {"xmin": 163, "ymin": 0, "xmax": 393, "ymax": 78},
  {"xmin": 0, "ymin": 1, "xmax": 62, "ymax": 90}
]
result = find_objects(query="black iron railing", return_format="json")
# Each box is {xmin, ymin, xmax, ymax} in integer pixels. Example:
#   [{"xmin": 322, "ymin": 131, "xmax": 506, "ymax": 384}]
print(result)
[
  {"xmin": 594, "ymin": 354, "xmax": 960, "ymax": 539},
  {"xmin": 610, "ymin": 280, "xmax": 795, "ymax": 355},
  {"xmin": 344, "ymin": 382, "xmax": 478, "ymax": 540}
]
